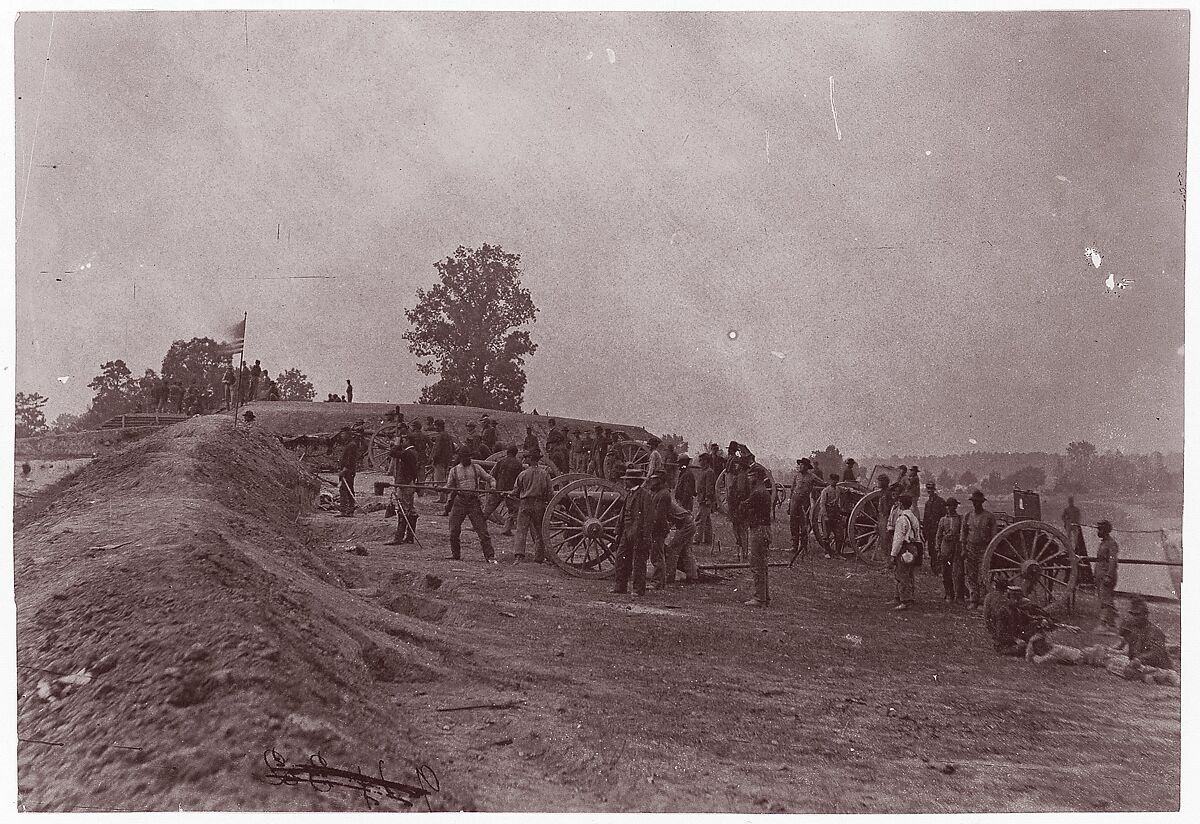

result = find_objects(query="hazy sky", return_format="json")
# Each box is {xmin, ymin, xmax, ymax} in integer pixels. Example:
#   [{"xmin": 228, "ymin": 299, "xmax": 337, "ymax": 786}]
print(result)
[{"xmin": 13, "ymin": 10, "xmax": 1188, "ymax": 458}]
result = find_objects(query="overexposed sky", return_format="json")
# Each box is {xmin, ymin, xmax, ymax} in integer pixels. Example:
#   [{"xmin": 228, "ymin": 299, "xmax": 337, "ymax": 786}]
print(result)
[{"xmin": 13, "ymin": 9, "xmax": 1188, "ymax": 456}]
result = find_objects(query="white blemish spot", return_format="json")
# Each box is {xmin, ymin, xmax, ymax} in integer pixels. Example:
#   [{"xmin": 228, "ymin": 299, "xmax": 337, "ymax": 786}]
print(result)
[
  {"xmin": 727, "ymin": 330, "xmax": 739, "ymax": 341},
  {"xmin": 585, "ymin": 51, "xmax": 593, "ymax": 61},
  {"xmin": 606, "ymin": 48, "xmax": 616, "ymax": 64},
  {"xmin": 1055, "ymin": 175, "xmax": 1070, "ymax": 183},
  {"xmin": 770, "ymin": 351, "xmax": 786, "ymax": 360},
  {"xmin": 925, "ymin": 150, "xmax": 932, "ymax": 157},
  {"xmin": 968, "ymin": 439, "xmax": 978, "ymax": 445},
  {"xmin": 1178, "ymin": 344, "xmax": 1185, "ymax": 357},
  {"xmin": 1104, "ymin": 273, "xmax": 1133, "ymax": 294},
  {"xmin": 56, "ymin": 375, "xmax": 70, "ymax": 384},
  {"xmin": 828, "ymin": 76, "xmax": 842, "ymax": 141},
  {"xmin": 1084, "ymin": 246, "xmax": 1103, "ymax": 269}
]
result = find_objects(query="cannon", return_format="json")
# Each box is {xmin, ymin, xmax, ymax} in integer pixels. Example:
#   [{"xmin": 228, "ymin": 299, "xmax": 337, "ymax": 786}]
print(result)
[{"xmin": 541, "ymin": 477, "xmax": 626, "ymax": 578}]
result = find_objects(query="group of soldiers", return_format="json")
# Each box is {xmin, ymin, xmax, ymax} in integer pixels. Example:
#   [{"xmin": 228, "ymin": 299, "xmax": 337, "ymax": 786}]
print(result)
[{"xmin": 322, "ymin": 418, "xmax": 1176, "ymax": 682}]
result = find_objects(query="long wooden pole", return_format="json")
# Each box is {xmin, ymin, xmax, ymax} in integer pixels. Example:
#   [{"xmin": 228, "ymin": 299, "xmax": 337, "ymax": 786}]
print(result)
[{"xmin": 232, "ymin": 311, "xmax": 247, "ymax": 426}]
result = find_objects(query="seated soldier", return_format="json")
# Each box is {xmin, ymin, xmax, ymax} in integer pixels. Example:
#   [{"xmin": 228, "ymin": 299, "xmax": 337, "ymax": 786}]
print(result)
[
  {"xmin": 991, "ymin": 585, "xmax": 1043, "ymax": 655},
  {"xmin": 1113, "ymin": 597, "xmax": 1179, "ymax": 685}
]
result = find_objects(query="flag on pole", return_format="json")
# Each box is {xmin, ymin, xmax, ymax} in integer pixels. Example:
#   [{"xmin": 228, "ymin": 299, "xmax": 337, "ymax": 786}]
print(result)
[{"xmin": 218, "ymin": 317, "xmax": 246, "ymax": 358}]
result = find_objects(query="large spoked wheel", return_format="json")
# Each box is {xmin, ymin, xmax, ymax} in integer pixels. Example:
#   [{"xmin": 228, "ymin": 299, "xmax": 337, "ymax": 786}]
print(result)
[
  {"xmin": 847, "ymin": 489, "xmax": 886, "ymax": 566},
  {"xmin": 983, "ymin": 521, "xmax": 1078, "ymax": 609},
  {"xmin": 367, "ymin": 425, "xmax": 402, "ymax": 469},
  {"xmin": 613, "ymin": 440, "xmax": 652, "ymax": 476},
  {"xmin": 541, "ymin": 478, "xmax": 625, "ymax": 579},
  {"xmin": 551, "ymin": 472, "xmax": 590, "ymax": 490}
]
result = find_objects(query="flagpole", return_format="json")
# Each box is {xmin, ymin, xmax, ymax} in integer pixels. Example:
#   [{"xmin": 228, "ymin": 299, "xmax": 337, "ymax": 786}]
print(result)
[{"xmin": 233, "ymin": 312, "xmax": 247, "ymax": 426}]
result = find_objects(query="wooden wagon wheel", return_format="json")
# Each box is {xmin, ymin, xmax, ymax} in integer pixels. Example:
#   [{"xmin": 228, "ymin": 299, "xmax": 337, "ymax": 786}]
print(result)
[
  {"xmin": 541, "ymin": 478, "xmax": 624, "ymax": 579},
  {"xmin": 367, "ymin": 424, "xmax": 402, "ymax": 469},
  {"xmin": 551, "ymin": 472, "xmax": 590, "ymax": 490},
  {"xmin": 613, "ymin": 440, "xmax": 652, "ymax": 476},
  {"xmin": 846, "ymin": 489, "xmax": 886, "ymax": 566},
  {"xmin": 982, "ymin": 520, "xmax": 1078, "ymax": 609}
]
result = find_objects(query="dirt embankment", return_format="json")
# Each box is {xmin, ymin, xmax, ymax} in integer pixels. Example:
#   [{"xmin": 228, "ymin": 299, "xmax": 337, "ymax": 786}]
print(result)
[
  {"xmin": 240, "ymin": 401, "xmax": 656, "ymax": 444},
  {"xmin": 15, "ymin": 427, "xmax": 161, "ymax": 460},
  {"xmin": 14, "ymin": 417, "xmax": 476, "ymax": 811}
]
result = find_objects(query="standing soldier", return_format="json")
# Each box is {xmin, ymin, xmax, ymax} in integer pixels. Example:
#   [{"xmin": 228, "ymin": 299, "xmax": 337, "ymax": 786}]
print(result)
[
  {"xmin": 959, "ymin": 489, "xmax": 997, "ymax": 609},
  {"xmin": 738, "ymin": 463, "xmax": 774, "ymax": 607},
  {"xmin": 545, "ymin": 419, "xmax": 566, "ymax": 468},
  {"xmin": 935, "ymin": 497, "xmax": 965, "ymax": 603},
  {"xmin": 789, "ymin": 458, "xmax": 818, "ymax": 558},
  {"xmin": 511, "ymin": 450, "xmax": 553, "ymax": 562},
  {"xmin": 921, "ymin": 481, "xmax": 947, "ymax": 576},
  {"xmin": 481, "ymin": 417, "xmax": 498, "ymax": 454},
  {"xmin": 485, "ymin": 445, "xmax": 524, "ymax": 537},
  {"xmin": 889, "ymin": 493, "xmax": 922, "ymax": 611},
  {"xmin": 612, "ymin": 468, "xmax": 652, "ymax": 596},
  {"xmin": 646, "ymin": 469, "xmax": 674, "ymax": 590},
  {"xmin": 726, "ymin": 457, "xmax": 751, "ymax": 554},
  {"xmin": 1094, "ymin": 520, "xmax": 1120, "ymax": 631},
  {"xmin": 906, "ymin": 465, "xmax": 923, "ymax": 504},
  {"xmin": 249, "ymin": 360, "xmax": 262, "ymax": 398},
  {"xmin": 409, "ymin": 420, "xmax": 428, "ymax": 494},
  {"xmin": 384, "ymin": 435, "xmax": 420, "ymax": 545},
  {"xmin": 674, "ymin": 454, "xmax": 696, "ymax": 513},
  {"xmin": 645, "ymin": 436, "xmax": 665, "ymax": 479},
  {"xmin": 345, "ymin": 379, "xmax": 354, "ymax": 403},
  {"xmin": 523, "ymin": 425, "xmax": 540, "ymax": 457},
  {"xmin": 817, "ymin": 472, "xmax": 845, "ymax": 558},
  {"xmin": 337, "ymin": 429, "xmax": 361, "ymax": 518},
  {"xmin": 220, "ymin": 367, "xmax": 236, "ymax": 412},
  {"xmin": 694, "ymin": 453, "xmax": 716, "ymax": 545},
  {"xmin": 603, "ymin": 444, "xmax": 624, "ymax": 482},
  {"xmin": 591, "ymin": 425, "xmax": 609, "ymax": 476},
  {"xmin": 444, "ymin": 449, "xmax": 497, "ymax": 563},
  {"xmin": 1061, "ymin": 496, "xmax": 1082, "ymax": 545},
  {"xmin": 239, "ymin": 364, "xmax": 251, "ymax": 404}
]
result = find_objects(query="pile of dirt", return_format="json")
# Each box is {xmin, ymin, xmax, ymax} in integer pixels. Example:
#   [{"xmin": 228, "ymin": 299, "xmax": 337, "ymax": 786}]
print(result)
[
  {"xmin": 15, "ymin": 417, "xmax": 475, "ymax": 811},
  {"xmin": 240, "ymin": 401, "xmax": 656, "ymax": 446}
]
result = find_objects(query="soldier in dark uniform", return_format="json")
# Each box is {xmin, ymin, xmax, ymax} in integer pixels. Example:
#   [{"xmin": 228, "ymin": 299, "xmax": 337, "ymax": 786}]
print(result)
[
  {"xmin": 385, "ymin": 435, "xmax": 420, "ymax": 544},
  {"xmin": 674, "ymin": 454, "xmax": 696, "ymax": 512},
  {"xmin": 1094, "ymin": 520, "xmax": 1120, "ymax": 630},
  {"xmin": 337, "ymin": 431, "xmax": 361, "ymax": 517},
  {"xmin": 612, "ymin": 468, "xmax": 652, "ymax": 596},
  {"xmin": 738, "ymin": 463, "xmax": 774, "ymax": 607},
  {"xmin": 921, "ymin": 482, "xmax": 947, "ymax": 575},
  {"xmin": 647, "ymin": 470, "xmax": 674, "ymax": 590},
  {"xmin": 1118, "ymin": 597, "xmax": 1174, "ymax": 671}
]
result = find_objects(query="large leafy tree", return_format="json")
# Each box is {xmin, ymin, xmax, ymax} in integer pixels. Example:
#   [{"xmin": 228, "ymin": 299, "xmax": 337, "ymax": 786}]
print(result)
[
  {"xmin": 275, "ymin": 367, "xmax": 316, "ymax": 401},
  {"xmin": 161, "ymin": 337, "xmax": 234, "ymax": 402},
  {"xmin": 79, "ymin": 359, "xmax": 139, "ymax": 426},
  {"xmin": 51, "ymin": 412, "xmax": 81, "ymax": 433},
  {"xmin": 404, "ymin": 244, "xmax": 538, "ymax": 411},
  {"xmin": 15, "ymin": 391, "xmax": 49, "ymax": 437}
]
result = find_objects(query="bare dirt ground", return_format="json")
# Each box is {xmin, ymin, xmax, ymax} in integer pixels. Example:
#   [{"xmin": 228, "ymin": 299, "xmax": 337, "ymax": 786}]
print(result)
[{"xmin": 14, "ymin": 419, "xmax": 1180, "ymax": 812}]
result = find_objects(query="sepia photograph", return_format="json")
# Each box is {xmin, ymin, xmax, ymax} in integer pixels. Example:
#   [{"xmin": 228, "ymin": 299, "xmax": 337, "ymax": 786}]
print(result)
[{"xmin": 9, "ymin": 3, "xmax": 1189, "ymax": 813}]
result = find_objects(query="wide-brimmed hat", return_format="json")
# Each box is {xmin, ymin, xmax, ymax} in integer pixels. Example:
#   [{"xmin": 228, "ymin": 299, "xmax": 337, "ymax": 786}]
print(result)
[
  {"xmin": 925, "ymin": 482, "xmax": 937, "ymax": 489},
  {"xmin": 969, "ymin": 489, "xmax": 986, "ymax": 501},
  {"xmin": 677, "ymin": 454, "xmax": 691, "ymax": 465},
  {"xmin": 944, "ymin": 497, "xmax": 959, "ymax": 508},
  {"xmin": 621, "ymin": 468, "xmax": 647, "ymax": 481},
  {"xmin": 1096, "ymin": 519, "xmax": 1113, "ymax": 531}
]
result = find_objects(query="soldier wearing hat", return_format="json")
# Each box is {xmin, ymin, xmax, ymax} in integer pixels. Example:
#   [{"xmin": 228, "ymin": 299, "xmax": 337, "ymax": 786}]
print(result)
[
  {"xmin": 934, "ymin": 497, "xmax": 965, "ymax": 603},
  {"xmin": 645, "ymin": 436, "xmax": 666, "ymax": 480},
  {"xmin": 789, "ymin": 458, "xmax": 819, "ymax": 558},
  {"xmin": 959, "ymin": 489, "xmax": 996, "ymax": 608},
  {"xmin": 921, "ymin": 481, "xmax": 947, "ymax": 575},
  {"xmin": 511, "ymin": 449, "xmax": 553, "ymax": 562},
  {"xmin": 444, "ymin": 448, "xmax": 497, "ymax": 562},
  {"xmin": 726, "ymin": 456, "xmax": 752, "ymax": 553},
  {"xmin": 991, "ymin": 584, "xmax": 1045, "ymax": 655},
  {"xmin": 612, "ymin": 467, "xmax": 652, "ymax": 595},
  {"xmin": 737, "ymin": 463, "xmax": 774, "ymax": 606},
  {"xmin": 1094, "ymin": 520, "xmax": 1120, "ymax": 630}
]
